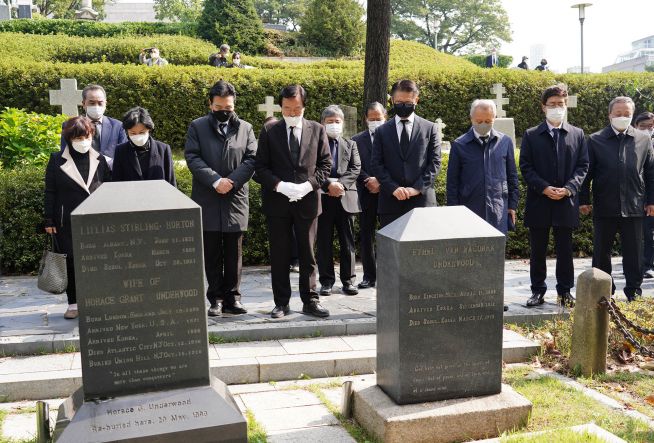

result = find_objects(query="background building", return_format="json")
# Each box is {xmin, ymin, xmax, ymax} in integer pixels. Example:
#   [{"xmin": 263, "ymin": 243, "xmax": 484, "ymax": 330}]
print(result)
[{"xmin": 602, "ymin": 35, "xmax": 654, "ymax": 73}]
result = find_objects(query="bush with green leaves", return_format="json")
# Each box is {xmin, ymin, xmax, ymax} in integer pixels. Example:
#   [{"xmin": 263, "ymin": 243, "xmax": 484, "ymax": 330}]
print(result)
[
  {"xmin": 0, "ymin": 108, "xmax": 67, "ymax": 169},
  {"xmin": 198, "ymin": 0, "xmax": 266, "ymax": 54},
  {"xmin": 299, "ymin": 0, "xmax": 365, "ymax": 57},
  {"xmin": 463, "ymin": 54, "xmax": 513, "ymax": 69},
  {"xmin": 0, "ymin": 19, "xmax": 197, "ymax": 37}
]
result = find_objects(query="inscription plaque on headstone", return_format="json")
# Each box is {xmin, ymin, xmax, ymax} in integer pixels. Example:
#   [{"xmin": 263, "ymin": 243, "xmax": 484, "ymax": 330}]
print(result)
[
  {"xmin": 340, "ymin": 104, "xmax": 358, "ymax": 139},
  {"xmin": 54, "ymin": 181, "xmax": 246, "ymax": 442},
  {"xmin": 376, "ymin": 207, "xmax": 506, "ymax": 404}
]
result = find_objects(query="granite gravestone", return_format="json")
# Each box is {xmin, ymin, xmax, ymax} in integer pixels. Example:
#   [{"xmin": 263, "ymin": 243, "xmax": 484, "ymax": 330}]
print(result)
[
  {"xmin": 0, "ymin": 4, "xmax": 11, "ymax": 20},
  {"xmin": 340, "ymin": 105, "xmax": 358, "ymax": 138},
  {"xmin": 53, "ymin": 181, "xmax": 246, "ymax": 443},
  {"xmin": 376, "ymin": 206, "xmax": 506, "ymax": 405}
]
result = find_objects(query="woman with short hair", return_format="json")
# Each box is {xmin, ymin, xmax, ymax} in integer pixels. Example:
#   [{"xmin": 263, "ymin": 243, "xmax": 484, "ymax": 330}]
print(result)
[
  {"xmin": 111, "ymin": 107, "xmax": 176, "ymax": 186},
  {"xmin": 44, "ymin": 116, "xmax": 111, "ymax": 319}
]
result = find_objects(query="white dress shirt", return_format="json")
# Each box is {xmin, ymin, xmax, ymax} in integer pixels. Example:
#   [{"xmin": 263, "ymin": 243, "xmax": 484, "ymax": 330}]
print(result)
[
  {"xmin": 287, "ymin": 120, "xmax": 303, "ymax": 147},
  {"xmin": 394, "ymin": 113, "xmax": 415, "ymax": 143}
]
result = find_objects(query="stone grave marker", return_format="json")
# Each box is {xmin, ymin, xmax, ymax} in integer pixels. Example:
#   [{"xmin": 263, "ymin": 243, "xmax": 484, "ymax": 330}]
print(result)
[
  {"xmin": 435, "ymin": 118, "xmax": 451, "ymax": 152},
  {"xmin": 53, "ymin": 181, "xmax": 246, "ymax": 443},
  {"xmin": 257, "ymin": 96, "xmax": 281, "ymax": 118},
  {"xmin": 564, "ymin": 93, "xmax": 578, "ymax": 124},
  {"xmin": 49, "ymin": 79, "xmax": 83, "ymax": 117},
  {"xmin": 16, "ymin": 0, "xmax": 31, "ymax": 18},
  {"xmin": 489, "ymin": 83, "xmax": 516, "ymax": 147},
  {"xmin": 0, "ymin": 3, "xmax": 11, "ymax": 20},
  {"xmin": 339, "ymin": 105, "xmax": 358, "ymax": 138}
]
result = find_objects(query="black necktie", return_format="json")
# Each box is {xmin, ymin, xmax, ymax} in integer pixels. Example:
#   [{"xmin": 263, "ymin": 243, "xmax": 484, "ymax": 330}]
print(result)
[
  {"xmin": 400, "ymin": 120, "xmax": 410, "ymax": 158},
  {"xmin": 617, "ymin": 132, "xmax": 625, "ymax": 143},
  {"xmin": 480, "ymin": 135, "xmax": 489, "ymax": 147},
  {"xmin": 553, "ymin": 128, "xmax": 565, "ymax": 185},
  {"xmin": 219, "ymin": 123, "xmax": 227, "ymax": 137},
  {"xmin": 289, "ymin": 127, "xmax": 300, "ymax": 165},
  {"xmin": 92, "ymin": 121, "xmax": 101, "ymax": 152}
]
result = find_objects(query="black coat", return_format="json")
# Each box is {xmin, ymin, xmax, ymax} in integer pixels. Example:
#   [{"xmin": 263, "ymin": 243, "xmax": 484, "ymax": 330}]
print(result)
[
  {"xmin": 352, "ymin": 130, "xmax": 378, "ymax": 210},
  {"xmin": 321, "ymin": 136, "xmax": 361, "ymax": 214},
  {"xmin": 255, "ymin": 118, "xmax": 332, "ymax": 219},
  {"xmin": 112, "ymin": 138, "xmax": 176, "ymax": 186},
  {"xmin": 520, "ymin": 121, "xmax": 589, "ymax": 228},
  {"xmin": 580, "ymin": 125, "xmax": 654, "ymax": 218},
  {"xmin": 185, "ymin": 114, "xmax": 257, "ymax": 232},
  {"xmin": 370, "ymin": 115, "xmax": 441, "ymax": 216},
  {"xmin": 44, "ymin": 148, "xmax": 111, "ymax": 255}
]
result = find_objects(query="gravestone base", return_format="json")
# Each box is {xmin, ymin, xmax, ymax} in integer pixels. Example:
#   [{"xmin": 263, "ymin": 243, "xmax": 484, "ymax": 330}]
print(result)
[
  {"xmin": 352, "ymin": 378, "xmax": 531, "ymax": 443},
  {"xmin": 53, "ymin": 377, "xmax": 246, "ymax": 443}
]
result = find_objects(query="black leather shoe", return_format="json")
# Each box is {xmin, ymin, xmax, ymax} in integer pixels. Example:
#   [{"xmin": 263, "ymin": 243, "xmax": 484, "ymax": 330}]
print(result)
[
  {"xmin": 558, "ymin": 292, "xmax": 575, "ymax": 308},
  {"xmin": 302, "ymin": 301, "xmax": 330, "ymax": 318},
  {"xmin": 208, "ymin": 302, "xmax": 222, "ymax": 317},
  {"xmin": 526, "ymin": 293, "xmax": 545, "ymax": 307},
  {"xmin": 357, "ymin": 280, "xmax": 375, "ymax": 289},
  {"xmin": 319, "ymin": 285, "xmax": 333, "ymax": 296},
  {"xmin": 271, "ymin": 305, "xmax": 290, "ymax": 319},
  {"xmin": 342, "ymin": 283, "xmax": 359, "ymax": 295},
  {"xmin": 504, "ymin": 305, "xmax": 509, "ymax": 312},
  {"xmin": 290, "ymin": 262, "xmax": 300, "ymax": 273},
  {"xmin": 223, "ymin": 301, "xmax": 248, "ymax": 315}
]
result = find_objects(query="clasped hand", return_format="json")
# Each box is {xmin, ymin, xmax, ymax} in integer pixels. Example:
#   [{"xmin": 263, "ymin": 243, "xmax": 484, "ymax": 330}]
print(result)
[
  {"xmin": 543, "ymin": 186, "xmax": 568, "ymax": 201},
  {"xmin": 277, "ymin": 181, "xmax": 313, "ymax": 202}
]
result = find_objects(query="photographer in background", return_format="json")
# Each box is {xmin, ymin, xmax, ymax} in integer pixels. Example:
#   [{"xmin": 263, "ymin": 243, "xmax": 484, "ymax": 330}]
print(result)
[{"xmin": 139, "ymin": 47, "xmax": 168, "ymax": 67}]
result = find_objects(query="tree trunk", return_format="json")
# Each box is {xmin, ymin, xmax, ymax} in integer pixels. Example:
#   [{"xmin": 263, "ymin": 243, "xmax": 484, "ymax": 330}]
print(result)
[{"xmin": 363, "ymin": 0, "xmax": 391, "ymax": 126}]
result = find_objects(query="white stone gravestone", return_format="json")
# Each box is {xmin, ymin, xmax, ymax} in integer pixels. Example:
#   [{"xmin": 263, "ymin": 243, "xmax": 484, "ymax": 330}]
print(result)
[
  {"xmin": 435, "ymin": 118, "xmax": 451, "ymax": 152},
  {"xmin": 257, "ymin": 96, "xmax": 281, "ymax": 118},
  {"xmin": 49, "ymin": 79, "xmax": 83, "ymax": 116},
  {"xmin": 489, "ymin": 83, "xmax": 516, "ymax": 147},
  {"xmin": 0, "ymin": 3, "xmax": 11, "ymax": 20},
  {"xmin": 564, "ymin": 94, "xmax": 578, "ymax": 124}
]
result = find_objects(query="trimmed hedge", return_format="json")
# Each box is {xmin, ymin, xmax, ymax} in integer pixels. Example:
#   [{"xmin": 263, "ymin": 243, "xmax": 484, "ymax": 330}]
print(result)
[
  {"xmin": 0, "ymin": 19, "xmax": 197, "ymax": 38},
  {"xmin": 0, "ymin": 153, "xmax": 599, "ymax": 275}
]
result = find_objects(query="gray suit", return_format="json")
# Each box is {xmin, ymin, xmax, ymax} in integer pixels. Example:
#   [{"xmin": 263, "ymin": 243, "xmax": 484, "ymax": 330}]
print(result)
[{"xmin": 184, "ymin": 113, "xmax": 257, "ymax": 306}]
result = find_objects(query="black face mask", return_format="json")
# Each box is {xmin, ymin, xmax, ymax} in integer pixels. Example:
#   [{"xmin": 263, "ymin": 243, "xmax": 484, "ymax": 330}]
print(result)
[
  {"xmin": 212, "ymin": 110, "xmax": 233, "ymax": 123},
  {"xmin": 393, "ymin": 103, "xmax": 415, "ymax": 119}
]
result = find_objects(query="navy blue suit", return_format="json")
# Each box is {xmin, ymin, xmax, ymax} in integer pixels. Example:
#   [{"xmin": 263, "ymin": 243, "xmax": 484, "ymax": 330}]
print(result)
[
  {"xmin": 370, "ymin": 115, "xmax": 440, "ymax": 226},
  {"xmin": 60, "ymin": 115, "xmax": 127, "ymax": 159},
  {"xmin": 447, "ymin": 128, "xmax": 519, "ymax": 234},
  {"xmin": 519, "ymin": 121, "xmax": 589, "ymax": 296}
]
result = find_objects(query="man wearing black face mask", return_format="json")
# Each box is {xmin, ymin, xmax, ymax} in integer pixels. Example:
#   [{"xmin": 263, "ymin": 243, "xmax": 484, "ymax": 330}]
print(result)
[
  {"xmin": 185, "ymin": 80, "xmax": 257, "ymax": 318},
  {"xmin": 370, "ymin": 79, "xmax": 441, "ymax": 227}
]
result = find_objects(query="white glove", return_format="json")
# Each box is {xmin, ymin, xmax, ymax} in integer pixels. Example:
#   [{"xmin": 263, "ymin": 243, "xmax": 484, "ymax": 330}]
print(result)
[
  {"xmin": 276, "ymin": 182, "xmax": 295, "ymax": 199},
  {"xmin": 295, "ymin": 181, "xmax": 313, "ymax": 199}
]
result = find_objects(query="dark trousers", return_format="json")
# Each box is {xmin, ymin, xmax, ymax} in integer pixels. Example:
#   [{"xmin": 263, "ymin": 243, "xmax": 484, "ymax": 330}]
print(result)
[
  {"xmin": 203, "ymin": 230, "xmax": 243, "ymax": 306},
  {"xmin": 66, "ymin": 255, "xmax": 76, "ymax": 305},
  {"xmin": 592, "ymin": 217, "xmax": 643, "ymax": 297},
  {"xmin": 643, "ymin": 216, "xmax": 654, "ymax": 273},
  {"xmin": 528, "ymin": 227, "xmax": 574, "ymax": 295},
  {"xmin": 317, "ymin": 196, "xmax": 357, "ymax": 287},
  {"xmin": 359, "ymin": 197, "xmax": 378, "ymax": 283},
  {"xmin": 267, "ymin": 215, "xmax": 319, "ymax": 306}
]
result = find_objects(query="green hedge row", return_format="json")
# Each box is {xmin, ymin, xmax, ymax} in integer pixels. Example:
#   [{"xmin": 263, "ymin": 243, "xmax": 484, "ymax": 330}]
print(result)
[
  {"xmin": 0, "ymin": 19, "xmax": 197, "ymax": 38},
  {"xmin": 0, "ymin": 154, "xmax": 599, "ymax": 275}
]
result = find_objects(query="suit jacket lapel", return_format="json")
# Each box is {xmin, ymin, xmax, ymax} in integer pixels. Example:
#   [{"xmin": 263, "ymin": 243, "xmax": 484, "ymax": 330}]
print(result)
[
  {"xmin": 300, "ymin": 119, "xmax": 313, "ymax": 165},
  {"xmin": 60, "ymin": 147, "xmax": 90, "ymax": 193},
  {"xmin": 276, "ymin": 121, "xmax": 293, "ymax": 165},
  {"xmin": 148, "ymin": 142, "xmax": 161, "ymax": 176},
  {"xmin": 130, "ymin": 146, "xmax": 143, "ymax": 178},
  {"xmin": 388, "ymin": 120, "xmax": 403, "ymax": 160},
  {"xmin": 404, "ymin": 117, "xmax": 422, "ymax": 160},
  {"xmin": 87, "ymin": 149, "xmax": 100, "ymax": 189},
  {"xmin": 337, "ymin": 137, "xmax": 347, "ymax": 173},
  {"xmin": 100, "ymin": 117, "xmax": 111, "ymax": 155}
]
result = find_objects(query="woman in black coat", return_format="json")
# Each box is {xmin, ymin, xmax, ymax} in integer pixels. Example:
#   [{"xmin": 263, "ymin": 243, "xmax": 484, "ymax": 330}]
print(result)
[
  {"xmin": 44, "ymin": 116, "xmax": 111, "ymax": 319},
  {"xmin": 112, "ymin": 107, "xmax": 176, "ymax": 186}
]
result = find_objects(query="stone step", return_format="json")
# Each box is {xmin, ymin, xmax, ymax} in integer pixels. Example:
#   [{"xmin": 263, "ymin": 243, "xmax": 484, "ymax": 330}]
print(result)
[
  {"xmin": 0, "ymin": 306, "xmax": 556, "ymax": 356},
  {"xmin": 0, "ymin": 331, "xmax": 539, "ymax": 402}
]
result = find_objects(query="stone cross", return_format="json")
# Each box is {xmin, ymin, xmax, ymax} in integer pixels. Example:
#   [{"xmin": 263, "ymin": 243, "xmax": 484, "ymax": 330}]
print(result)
[
  {"xmin": 564, "ymin": 94, "xmax": 578, "ymax": 123},
  {"xmin": 435, "ymin": 118, "xmax": 446, "ymax": 141},
  {"xmin": 490, "ymin": 83, "xmax": 509, "ymax": 118},
  {"xmin": 257, "ymin": 96, "xmax": 281, "ymax": 118},
  {"xmin": 49, "ymin": 78, "xmax": 83, "ymax": 116}
]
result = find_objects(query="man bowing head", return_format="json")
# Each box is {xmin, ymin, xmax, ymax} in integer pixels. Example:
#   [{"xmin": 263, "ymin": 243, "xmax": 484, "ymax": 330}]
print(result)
[{"xmin": 255, "ymin": 85, "xmax": 333, "ymax": 319}]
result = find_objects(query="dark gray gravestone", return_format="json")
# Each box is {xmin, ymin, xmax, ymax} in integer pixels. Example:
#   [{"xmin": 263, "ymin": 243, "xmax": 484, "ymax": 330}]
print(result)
[
  {"xmin": 376, "ymin": 206, "xmax": 506, "ymax": 405},
  {"xmin": 53, "ymin": 181, "xmax": 246, "ymax": 443}
]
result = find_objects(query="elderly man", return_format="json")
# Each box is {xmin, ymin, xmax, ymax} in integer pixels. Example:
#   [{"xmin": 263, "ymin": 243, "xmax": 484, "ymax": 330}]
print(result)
[
  {"xmin": 209, "ymin": 44, "xmax": 230, "ymax": 67},
  {"xmin": 580, "ymin": 97, "xmax": 654, "ymax": 301},
  {"xmin": 316, "ymin": 105, "xmax": 361, "ymax": 296},
  {"xmin": 139, "ymin": 47, "xmax": 169, "ymax": 67},
  {"xmin": 447, "ymin": 99, "xmax": 518, "ymax": 234},
  {"xmin": 520, "ymin": 84, "xmax": 589, "ymax": 308}
]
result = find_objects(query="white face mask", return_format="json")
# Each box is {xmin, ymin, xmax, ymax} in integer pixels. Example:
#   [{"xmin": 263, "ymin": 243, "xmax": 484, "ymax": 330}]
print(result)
[
  {"xmin": 71, "ymin": 138, "xmax": 92, "ymax": 154},
  {"xmin": 367, "ymin": 120, "xmax": 384, "ymax": 133},
  {"xmin": 546, "ymin": 107, "xmax": 566, "ymax": 125},
  {"xmin": 325, "ymin": 123, "xmax": 343, "ymax": 139},
  {"xmin": 85, "ymin": 105, "xmax": 105, "ymax": 121},
  {"xmin": 130, "ymin": 133, "xmax": 149, "ymax": 147},
  {"xmin": 611, "ymin": 116, "xmax": 632, "ymax": 132},
  {"xmin": 283, "ymin": 114, "xmax": 303, "ymax": 128}
]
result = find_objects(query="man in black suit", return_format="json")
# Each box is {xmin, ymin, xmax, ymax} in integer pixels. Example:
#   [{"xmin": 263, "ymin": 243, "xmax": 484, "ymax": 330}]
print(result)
[
  {"xmin": 371, "ymin": 79, "xmax": 440, "ymax": 227},
  {"xmin": 316, "ymin": 105, "xmax": 361, "ymax": 296},
  {"xmin": 352, "ymin": 102, "xmax": 387, "ymax": 289},
  {"xmin": 580, "ymin": 96, "xmax": 654, "ymax": 302},
  {"xmin": 255, "ymin": 85, "xmax": 332, "ymax": 318},
  {"xmin": 185, "ymin": 81, "xmax": 257, "ymax": 317},
  {"xmin": 485, "ymin": 48, "xmax": 499, "ymax": 68},
  {"xmin": 59, "ymin": 84, "xmax": 127, "ymax": 164},
  {"xmin": 520, "ymin": 84, "xmax": 589, "ymax": 308}
]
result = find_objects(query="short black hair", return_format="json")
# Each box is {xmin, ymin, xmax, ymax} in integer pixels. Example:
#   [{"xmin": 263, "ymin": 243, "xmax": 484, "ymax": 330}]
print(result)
[
  {"xmin": 208, "ymin": 80, "xmax": 236, "ymax": 102},
  {"xmin": 122, "ymin": 107, "xmax": 155, "ymax": 131},
  {"xmin": 278, "ymin": 84, "xmax": 307, "ymax": 107},
  {"xmin": 82, "ymin": 84, "xmax": 106, "ymax": 101},
  {"xmin": 390, "ymin": 80, "xmax": 419, "ymax": 96},
  {"xmin": 541, "ymin": 83, "xmax": 568, "ymax": 105},
  {"xmin": 365, "ymin": 102, "xmax": 387, "ymax": 117},
  {"xmin": 634, "ymin": 112, "xmax": 654, "ymax": 126},
  {"xmin": 62, "ymin": 116, "xmax": 95, "ymax": 146}
]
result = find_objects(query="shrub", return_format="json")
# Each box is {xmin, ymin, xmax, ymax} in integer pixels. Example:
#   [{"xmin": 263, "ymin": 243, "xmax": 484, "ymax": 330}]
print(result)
[
  {"xmin": 198, "ymin": 0, "xmax": 266, "ymax": 54},
  {"xmin": 299, "ymin": 0, "xmax": 365, "ymax": 57},
  {"xmin": 0, "ymin": 19, "xmax": 197, "ymax": 38},
  {"xmin": 462, "ymin": 54, "xmax": 513, "ymax": 69},
  {"xmin": 0, "ymin": 108, "xmax": 67, "ymax": 169}
]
